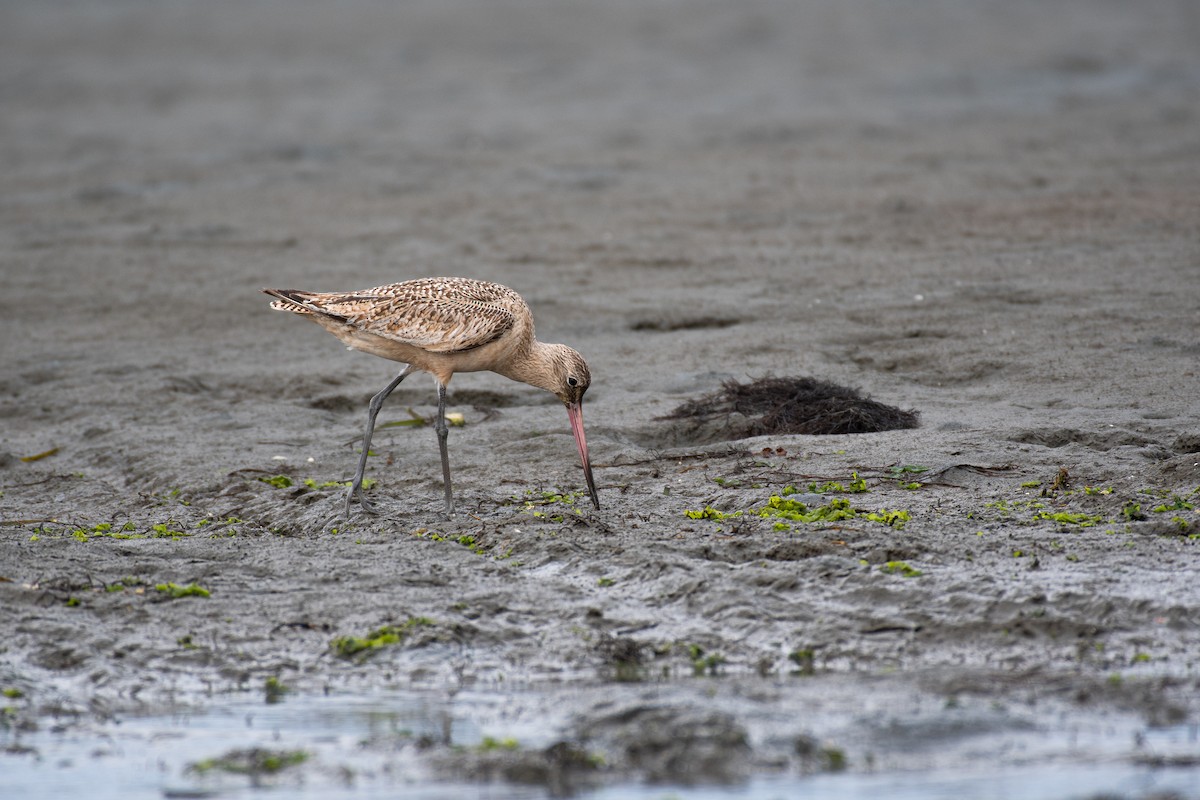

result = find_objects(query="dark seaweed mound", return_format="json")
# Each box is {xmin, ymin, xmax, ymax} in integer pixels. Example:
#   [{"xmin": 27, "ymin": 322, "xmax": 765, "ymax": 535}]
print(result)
[{"xmin": 663, "ymin": 376, "xmax": 919, "ymax": 439}]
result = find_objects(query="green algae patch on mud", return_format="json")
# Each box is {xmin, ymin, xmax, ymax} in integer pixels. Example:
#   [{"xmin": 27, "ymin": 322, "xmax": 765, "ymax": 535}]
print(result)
[
  {"xmin": 507, "ymin": 488, "xmax": 590, "ymax": 523},
  {"xmin": 788, "ymin": 648, "xmax": 816, "ymax": 675},
  {"xmin": 330, "ymin": 617, "xmax": 435, "ymax": 658},
  {"xmin": 149, "ymin": 522, "xmax": 190, "ymax": 539},
  {"xmin": 1034, "ymin": 511, "xmax": 1105, "ymax": 528},
  {"xmin": 804, "ymin": 472, "xmax": 869, "ymax": 494},
  {"xmin": 259, "ymin": 474, "xmax": 377, "ymax": 493},
  {"xmin": 38, "ymin": 520, "xmax": 202, "ymax": 542},
  {"xmin": 258, "ymin": 474, "xmax": 294, "ymax": 489},
  {"xmin": 1151, "ymin": 495, "xmax": 1195, "ymax": 513},
  {"xmin": 879, "ymin": 561, "xmax": 923, "ymax": 578},
  {"xmin": 188, "ymin": 747, "xmax": 308, "ymax": 776},
  {"xmin": 303, "ymin": 477, "xmax": 376, "ymax": 490},
  {"xmin": 687, "ymin": 644, "xmax": 726, "ymax": 676},
  {"xmin": 155, "ymin": 582, "xmax": 211, "ymax": 599},
  {"xmin": 264, "ymin": 675, "xmax": 288, "ymax": 704},
  {"xmin": 762, "ymin": 497, "xmax": 912, "ymax": 529},
  {"xmin": 66, "ymin": 521, "xmax": 143, "ymax": 541},
  {"xmin": 759, "ymin": 497, "xmax": 858, "ymax": 524},
  {"xmin": 865, "ymin": 509, "xmax": 912, "ymax": 528},
  {"xmin": 683, "ymin": 496, "xmax": 912, "ymax": 529},
  {"xmin": 683, "ymin": 506, "xmax": 743, "ymax": 521},
  {"xmin": 477, "ymin": 735, "xmax": 521, "ymax": 752},
  {"xmin": 105, "ymin": 576, "xmax": 148, "ymax": 593}
]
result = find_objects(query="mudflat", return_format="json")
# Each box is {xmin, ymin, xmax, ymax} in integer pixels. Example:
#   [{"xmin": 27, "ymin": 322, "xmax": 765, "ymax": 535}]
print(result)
[{"xmin": 2, "ymin": 1, "xmax": 1198, "ymax": 796}]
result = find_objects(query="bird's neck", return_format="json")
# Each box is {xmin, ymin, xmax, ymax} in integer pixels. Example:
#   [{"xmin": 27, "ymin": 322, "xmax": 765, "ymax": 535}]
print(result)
[{"xmin": 497, "ymin": 339, "xmax": 560, "ymax": 394}]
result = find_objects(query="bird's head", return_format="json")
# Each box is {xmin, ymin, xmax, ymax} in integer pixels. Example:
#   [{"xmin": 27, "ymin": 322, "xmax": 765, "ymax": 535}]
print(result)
[
  {"xmin": 540, "ymin": 344, "xmax": 599, "ymax": 509},
  {"xmin": 550, "ymin": 345, "xmax": 592, "ymax": 407}
]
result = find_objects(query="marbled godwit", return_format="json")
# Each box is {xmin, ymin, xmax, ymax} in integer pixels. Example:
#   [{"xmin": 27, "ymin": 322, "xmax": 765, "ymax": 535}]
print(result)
[{"xmin": 263, "ymin": 277, "xmax": 599, "ymax": 516}]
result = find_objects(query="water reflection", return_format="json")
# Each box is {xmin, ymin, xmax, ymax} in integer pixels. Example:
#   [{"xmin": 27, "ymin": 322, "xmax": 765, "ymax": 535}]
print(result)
[{"xmin": 2, "ymin": 690, "xmax": 1197, "ymax": 800}]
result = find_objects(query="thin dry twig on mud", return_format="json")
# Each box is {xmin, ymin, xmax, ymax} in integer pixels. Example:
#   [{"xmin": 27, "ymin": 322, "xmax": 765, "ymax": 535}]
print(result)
[
  {"xmin": 598, "ymin": 447, "xmax": 749, "ymax": 469},
  {"xmin": 914, "ymin": 463, "xmax": 1018, "ymax": 486}
]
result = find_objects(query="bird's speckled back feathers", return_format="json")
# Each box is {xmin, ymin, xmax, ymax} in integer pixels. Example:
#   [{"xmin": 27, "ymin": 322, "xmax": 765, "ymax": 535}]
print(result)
[{"xmin": 266, "ymin": 277, "xmax": 526, "ymax": 354}]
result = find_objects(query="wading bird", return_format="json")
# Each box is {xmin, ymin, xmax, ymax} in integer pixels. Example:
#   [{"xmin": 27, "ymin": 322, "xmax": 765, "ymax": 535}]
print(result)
[{"xmin": 264, "ymin": 277, "xmax": 599, "ymax": 516}]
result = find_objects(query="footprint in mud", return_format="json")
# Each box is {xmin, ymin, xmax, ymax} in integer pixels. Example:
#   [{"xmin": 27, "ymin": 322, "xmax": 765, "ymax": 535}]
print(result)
[
  {"xmin": 1008, "ymin": 426, "xmax": 1157, "ymax": 451},
  {"xmin": 835, "ymin": 325, "xmax": 1009, "ymax": 386},
  {"xmin": 1171, "ymin": 433, "xmax": 1200, "ymax": 454},
  {"xmin": 627, "ymin": 314, "xmax": 741, "ymax": 332}
]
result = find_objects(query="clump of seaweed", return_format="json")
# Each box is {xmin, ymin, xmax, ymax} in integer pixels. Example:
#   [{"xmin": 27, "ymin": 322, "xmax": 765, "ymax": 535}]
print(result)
[{"xmin": 663, "ymin": 376, "xmax": 919, "ymax": 439}]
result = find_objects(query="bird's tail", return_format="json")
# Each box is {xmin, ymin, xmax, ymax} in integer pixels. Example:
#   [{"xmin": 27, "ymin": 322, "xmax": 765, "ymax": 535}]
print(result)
[{"xmin": 263, "ymin": 288, "xmax": 320, "ymax": 316}]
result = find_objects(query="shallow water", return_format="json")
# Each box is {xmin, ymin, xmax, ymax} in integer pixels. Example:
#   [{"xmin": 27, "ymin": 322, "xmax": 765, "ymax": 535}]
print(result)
[{"xmin": 4, "ymin": 690, "xmax": 1198, "ymax": 800}]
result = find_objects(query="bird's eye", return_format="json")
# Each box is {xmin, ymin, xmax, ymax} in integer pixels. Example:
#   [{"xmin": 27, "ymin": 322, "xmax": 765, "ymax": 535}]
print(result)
[{"xmin": 567, "ymin": 376, "xmax": 579, "ymax": 387}]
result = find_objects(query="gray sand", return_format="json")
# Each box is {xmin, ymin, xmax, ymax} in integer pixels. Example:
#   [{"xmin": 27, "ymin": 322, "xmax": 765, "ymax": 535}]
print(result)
[{"xmin": 2, "ymin": 1, "xmax": 1199, "ymax": 796}]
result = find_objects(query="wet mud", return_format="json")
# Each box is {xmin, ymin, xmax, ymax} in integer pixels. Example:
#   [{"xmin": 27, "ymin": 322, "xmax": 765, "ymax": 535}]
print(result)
[{"xmin": 2, "ymin": 1, "xmax": 1199, "ymax": 797}]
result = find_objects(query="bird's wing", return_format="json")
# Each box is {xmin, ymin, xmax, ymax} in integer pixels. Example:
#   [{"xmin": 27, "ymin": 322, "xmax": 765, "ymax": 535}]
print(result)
[{"xmin": 297, "ymin": 281, "xmax": 519, "ymax": 354}]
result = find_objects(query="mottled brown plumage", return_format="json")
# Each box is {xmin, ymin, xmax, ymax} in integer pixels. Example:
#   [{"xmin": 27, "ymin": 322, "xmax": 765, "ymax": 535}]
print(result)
[{"xmin": 263, "ymin": 277, "xmax": 599, "ymax": 516}]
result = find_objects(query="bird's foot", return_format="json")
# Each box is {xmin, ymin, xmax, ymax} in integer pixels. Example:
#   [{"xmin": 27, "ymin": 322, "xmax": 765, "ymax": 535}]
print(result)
[{"xmin": 344, "ymin": 487, "xmax": 379, "ymax": 517}]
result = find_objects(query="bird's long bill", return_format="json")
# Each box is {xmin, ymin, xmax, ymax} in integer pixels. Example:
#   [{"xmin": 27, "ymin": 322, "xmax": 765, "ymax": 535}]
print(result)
[{"xmin": 566, "ymin": 400, "xmax": 600, "ymax": 509}]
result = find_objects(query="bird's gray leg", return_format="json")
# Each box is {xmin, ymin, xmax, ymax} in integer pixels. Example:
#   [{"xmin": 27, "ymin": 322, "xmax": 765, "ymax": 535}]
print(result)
[
  {"xmin": 435, "ymin": 382, "xmax": 454, "ymax": 516},
  {"xmin": 346, "ymin": 364, "xmax": 414, "ymax": 517}
]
